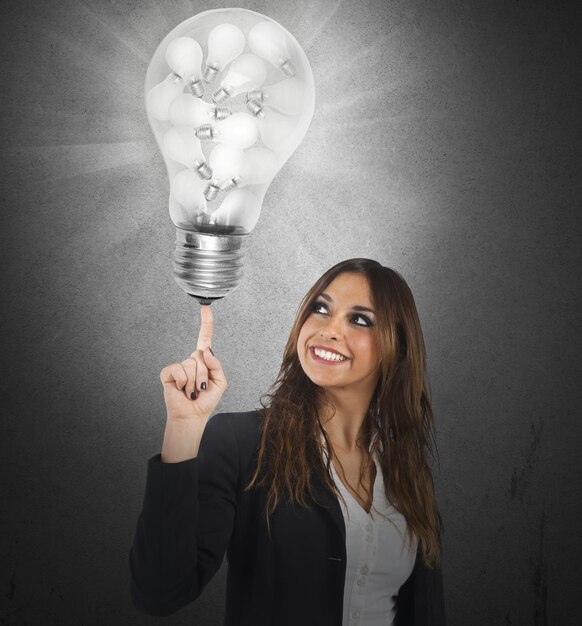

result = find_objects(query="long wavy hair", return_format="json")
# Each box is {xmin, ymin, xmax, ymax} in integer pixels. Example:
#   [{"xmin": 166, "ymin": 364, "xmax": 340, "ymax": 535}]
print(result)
[{"xmin": 247, "ymin": 258, "xmax": 442, "ymax": 566}]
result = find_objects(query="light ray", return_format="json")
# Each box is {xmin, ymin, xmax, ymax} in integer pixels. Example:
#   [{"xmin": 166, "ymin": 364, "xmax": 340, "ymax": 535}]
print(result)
[
  {"xmin": 4, "ymin": 142, "xmax": 151, "ymax": 185},
  {"xmin": 317, "ymin": 86, "xmax": 396, "ymax": 116},
  {"xmin": 303, "ymin": 0, "xmax": 346, "ymax": 51},
  {"xmin": 314, "ymin": 35, "xmax": 390, "ymax": 90},
  {"xmin": 77, "ymin": 1, "xmax": 150, "ymax": 63}
]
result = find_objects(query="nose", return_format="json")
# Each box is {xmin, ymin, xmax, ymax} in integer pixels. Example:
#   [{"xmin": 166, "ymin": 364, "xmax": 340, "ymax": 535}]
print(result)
[{"xmin": 319, "ymin": 315, "xmax": 343, "ymax": 341}]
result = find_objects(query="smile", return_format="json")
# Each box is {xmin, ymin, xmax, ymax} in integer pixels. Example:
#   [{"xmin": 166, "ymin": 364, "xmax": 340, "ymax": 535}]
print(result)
[{"xmin": 311, "ymin": 346, "xmax": 347, "ymax": 362}]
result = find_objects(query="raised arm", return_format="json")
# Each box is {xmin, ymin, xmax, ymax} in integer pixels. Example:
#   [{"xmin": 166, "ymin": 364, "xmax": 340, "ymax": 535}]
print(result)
[{"xmin": 130, "ymin": 306, "xmax": 234, "ymax": 615}]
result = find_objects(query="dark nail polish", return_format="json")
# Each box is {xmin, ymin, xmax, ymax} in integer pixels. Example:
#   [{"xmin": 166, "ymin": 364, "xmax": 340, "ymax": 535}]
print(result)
[
  {"xmin": 190, "ymin": 391, "xmax": 197, "ymax": 400},
  {"xmin": 200, "ymin": 382, "xmax": 207, "ymax": 391}
]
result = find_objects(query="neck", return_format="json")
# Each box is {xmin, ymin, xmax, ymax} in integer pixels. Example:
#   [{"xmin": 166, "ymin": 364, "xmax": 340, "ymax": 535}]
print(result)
[{"xmin": 319, "ymin": 389, "xmax": 373, "ymax": 452}]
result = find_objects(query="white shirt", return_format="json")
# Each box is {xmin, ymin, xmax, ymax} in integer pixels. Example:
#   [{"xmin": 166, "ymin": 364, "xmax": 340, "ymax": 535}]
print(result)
[{"xmin": 329, "ymin": 455, "xmax": 417, "ymax": 626}]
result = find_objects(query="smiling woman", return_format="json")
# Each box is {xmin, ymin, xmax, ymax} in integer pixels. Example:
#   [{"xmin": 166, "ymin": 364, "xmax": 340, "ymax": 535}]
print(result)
[{"xmin": 130, "ymin": 258, "xmax": 446, "ymax": 626}]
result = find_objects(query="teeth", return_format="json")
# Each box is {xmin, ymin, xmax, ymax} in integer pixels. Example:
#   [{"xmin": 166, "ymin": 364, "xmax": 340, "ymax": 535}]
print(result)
[{"xmin": 314, "ymin": 348, "xmax": 346, "ymax": 362}]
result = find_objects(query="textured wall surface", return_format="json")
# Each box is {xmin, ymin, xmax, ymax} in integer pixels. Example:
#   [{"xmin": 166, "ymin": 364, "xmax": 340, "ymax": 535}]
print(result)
[{"xmin": 1, "ymin": 0, "xmax": 581, "ymax": 624}]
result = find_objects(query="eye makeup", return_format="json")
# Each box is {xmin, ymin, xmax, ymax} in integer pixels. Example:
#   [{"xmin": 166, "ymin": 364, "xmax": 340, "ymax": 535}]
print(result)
[{"xmin": 310, "ymin": 298, "xmax": 375, "ymax": 328}]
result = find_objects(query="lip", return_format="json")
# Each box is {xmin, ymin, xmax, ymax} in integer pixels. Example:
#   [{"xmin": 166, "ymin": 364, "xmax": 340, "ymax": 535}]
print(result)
[{"xmin": 309, "ymin": 344, "xmax": 350, "ymax": 364}]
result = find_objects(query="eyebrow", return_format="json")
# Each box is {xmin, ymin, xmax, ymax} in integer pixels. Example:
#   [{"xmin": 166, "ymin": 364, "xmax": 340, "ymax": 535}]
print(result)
[{"xmin": 319, "ymin": 292, "xmax": 376, "ymax": 315}]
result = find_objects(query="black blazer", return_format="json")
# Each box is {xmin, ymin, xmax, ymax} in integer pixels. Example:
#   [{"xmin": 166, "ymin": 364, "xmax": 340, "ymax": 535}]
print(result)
[{"xmin": 130, "ymin": 411, "xmax": 446, "ymax": 625}]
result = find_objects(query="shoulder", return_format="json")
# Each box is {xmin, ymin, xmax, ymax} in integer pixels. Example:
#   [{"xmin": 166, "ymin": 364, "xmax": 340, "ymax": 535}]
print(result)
[
  {"xmin": 202, "ymin": 410, "xmax": 262, "ymax": 463},
  {"xmin": 206, "ymin": 410, "xmax": 261, "ymax": 439}
]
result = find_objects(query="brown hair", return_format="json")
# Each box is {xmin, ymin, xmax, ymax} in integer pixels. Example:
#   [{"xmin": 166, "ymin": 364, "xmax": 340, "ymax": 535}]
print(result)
[{"xmin": 247, "ymin": 258, "xmax": 442, "ymax": 566}]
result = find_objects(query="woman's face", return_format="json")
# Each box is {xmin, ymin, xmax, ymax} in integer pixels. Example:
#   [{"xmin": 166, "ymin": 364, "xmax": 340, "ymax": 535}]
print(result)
[{"xmin": 297, "ymin": 272, "xmax": 381, "ymax": 399}]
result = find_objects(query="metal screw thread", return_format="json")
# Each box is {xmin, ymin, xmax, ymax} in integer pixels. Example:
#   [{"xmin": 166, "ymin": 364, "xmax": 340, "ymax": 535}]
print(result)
[
  {"xmin": 203, "ymin": 64, "xmax": 219, "ymax": 83},
  {"xmin": 196, "ymin": 161, "xmax": 213, "ymax": 180},
  {"xmin": 173, "ymin": 230, "xmax": 246, "ymax": 303},
  {"xmin": 196, "ymin": 124, "xmax": 214, "ymax": 140},
  {"xmin": 214, "ymin": 106, "xmax": 231, "ymax": 120},
  {"xmin": 280, "ymin": 59, "xmax": 296, "ymax": 77},
  {"xmin": 188, "ymin": 80, "xmax": 204, "ymax": 97},
  {"xmin": 212, "ymin": 87, "xmax": 230, "ymax": 104},
  {"xmin": 246, "ymin": 90, "xmax": 264, "ymax": 102},
  {"xmin": 246, "ymin": 99, "xmax": 265, "ymax": 117},
  {"xmin": 204, "ymin": 183, "xmax": 220, "ymax": 201}
]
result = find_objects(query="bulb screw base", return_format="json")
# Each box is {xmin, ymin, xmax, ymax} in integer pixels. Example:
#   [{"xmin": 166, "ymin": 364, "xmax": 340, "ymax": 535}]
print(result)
[
  {"xmin": 204, "ymin": 183, "xmax": 220, "ymax": 201},
  {"xmin": 196, "ymin": 161, "xmax": 213, "ymax": 180},
  {"xmin": 280, "ymin": 59, "xmax": 296, "ymax": 77},
  {"xmin": 246, "ymin": 98, "xmax": 265, "ymax": 118},
  {"xmin": 203, "ymin": 64, "xmax": 219, "ymax": 83},
  {"xmin": 212, "ymin": 87, "xmax": 231, "ymax": 104},
  {"xmin": 196, "ymin": 124, "xmax": 214, "ymax": 140},
  {"xmin": 213, "ymin": 106, "xmax": 231, "ymax": 120},
  {"xmin": 246, "ymin": 90, "xmax": 264, "ymax": 102},
  {"xmin": 173, "ymin": 229, "xmax": 246, "ymax": 304},
  {"xmin": 188, "ymin": 80, "xmax": 204, "ymax": 97}
]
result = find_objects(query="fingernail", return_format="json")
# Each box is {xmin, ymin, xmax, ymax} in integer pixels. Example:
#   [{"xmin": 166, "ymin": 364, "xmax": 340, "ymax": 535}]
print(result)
[
  {"xmin": 200, "ymin": 382, "xmax": 207, "ymax": 391},
  {"xmin": 190, "ymin": 391, "xmax": 197, "ymax": 400},
  {"xmin": 209, "ymin": 347, "xmax": 214, "ymax": 355}
]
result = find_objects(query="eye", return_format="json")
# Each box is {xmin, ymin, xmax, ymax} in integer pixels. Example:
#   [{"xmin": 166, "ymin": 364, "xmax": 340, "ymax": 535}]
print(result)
[
  {"xmin": 351, "ymin": 313, "xmax": 374, "ymax": 327},
  {"xmin": 311, "ymin": 300, "xmax": 328, "ymax": 315}
]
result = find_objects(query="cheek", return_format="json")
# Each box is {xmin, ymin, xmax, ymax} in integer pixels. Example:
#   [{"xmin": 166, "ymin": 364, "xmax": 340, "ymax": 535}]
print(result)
[
  {"xmin": 298, "ymin": 318, "xmax": 316, "ymax": 344},
  {"xmin": 296, "ymin": 322, "xmax": 310, "ymax": 354},
  {"xmin": 356, "ymin": 335, "xmax": 379, "ymax": 369}
]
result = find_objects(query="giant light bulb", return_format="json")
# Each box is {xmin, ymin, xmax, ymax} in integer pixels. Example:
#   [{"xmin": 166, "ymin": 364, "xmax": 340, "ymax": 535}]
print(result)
[{"xmin": 145, "ymin": 8, "xmax": 314, "ymax": 303}]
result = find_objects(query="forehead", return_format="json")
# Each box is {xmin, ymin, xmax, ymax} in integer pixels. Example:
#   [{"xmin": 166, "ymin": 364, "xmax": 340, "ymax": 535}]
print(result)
[{"xmin": 322, "ymin": 272, "xmax": 373, "ymax": 306}]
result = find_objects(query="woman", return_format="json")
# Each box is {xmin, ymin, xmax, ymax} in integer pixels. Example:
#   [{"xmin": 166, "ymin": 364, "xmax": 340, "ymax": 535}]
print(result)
[{"xmin": 130, "ymin": 258, "xmax": 446, "ymax": 625}]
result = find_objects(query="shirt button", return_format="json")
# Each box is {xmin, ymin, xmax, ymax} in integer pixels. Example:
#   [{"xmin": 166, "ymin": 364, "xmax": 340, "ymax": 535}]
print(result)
[
  {"xmin": 356, "ymin": 578, "xmax": 364, "ymax": 587},
  {"xmin": 360, "ymin": 564, "xmax": 369, "ymax": 575},
  {"xmin": 353, "ymin": 609, "xmax": 361, "ymax": 618}
]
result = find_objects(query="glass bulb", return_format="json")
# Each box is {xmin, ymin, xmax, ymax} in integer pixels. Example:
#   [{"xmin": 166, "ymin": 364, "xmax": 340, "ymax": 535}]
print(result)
[
  {"xmin": 163, "ymin": 126, "xmax": 208, "ymax": 172},
  {"xmin": 145, "ymin": 8, "xmax": 315, "ymax": 303},
  {"xmin": 211, "ymin": 112, "xmax": 259, "ymax": 150},
  {"xmin": 209, "ymin": 144, "xmax": 245, "ymax": 184},
  {"xmin": 203, "ymin": 23, "xmax": 245, "ymax": 82},
  {"xmin": 249, "ymin": 21, "xmax": 295, "ymax": 77},
  {"xmin": 169, "ymin": 94, "xmax": 230, "ymax": 129},
  {"xmin": 212, "ymin": 54, "xmax": 267, "ymax": 103},
  {"xmin": 146, "ymin": 73, "xmax": 184, "ymax": 121},
  {"xmin": 247, "ymin": 77, "xmax": 305, "ymax": 116},
  {"xmin": 209, "ymin": 189, "xmax": 262, "ymax": 233},
  {"xmin": 166, "ymin": 37, "xmax": 204, "ymax": 96},
  {"xmin": 239, "ymin": 147, "xmax": 279, "ymax": 186},
  {"xmin": 170, "ymin": 169, "xmax": 207, "ymax": 213},
  {"xmin": 256, "ymin": 109, "xmax": 299, "ymax": 153},
  {"xmin": 204, "ymin": 144, "xmax": 245, "ymax": 200}
]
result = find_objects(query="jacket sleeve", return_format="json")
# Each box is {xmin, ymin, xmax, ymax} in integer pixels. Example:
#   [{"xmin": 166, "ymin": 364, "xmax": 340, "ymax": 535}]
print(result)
[
  {"xmin": 395, "ymin": 549, "xmax": 446, "ymax": 626},
  {"xmin": 129, "ymin": 413, "xmax": 239, "ymax": 616}
]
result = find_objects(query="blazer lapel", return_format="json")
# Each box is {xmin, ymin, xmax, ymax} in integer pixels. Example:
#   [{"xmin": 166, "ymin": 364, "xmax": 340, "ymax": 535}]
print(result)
[{"xmin": 311, "ymin": 473, "xmax": 346, "ymax": 543}]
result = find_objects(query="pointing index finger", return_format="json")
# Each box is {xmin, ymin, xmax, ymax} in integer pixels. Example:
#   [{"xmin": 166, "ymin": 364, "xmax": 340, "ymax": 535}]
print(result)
[{"xmin": 196, "ymin": 305, "xmax": 213, "ymax": 352}]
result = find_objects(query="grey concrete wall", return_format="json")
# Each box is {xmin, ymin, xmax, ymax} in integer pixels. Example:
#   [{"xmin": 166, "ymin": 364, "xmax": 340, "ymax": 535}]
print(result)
[{"xmin": 1, "ymin": 0, "xmax": 580, "ymax": 624}]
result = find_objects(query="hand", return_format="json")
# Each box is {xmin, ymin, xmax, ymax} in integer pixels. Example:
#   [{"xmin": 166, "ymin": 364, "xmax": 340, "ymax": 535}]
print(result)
[{"xmin": 159, "ymin": 306, "xmax": 228, "ymax": 426}]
